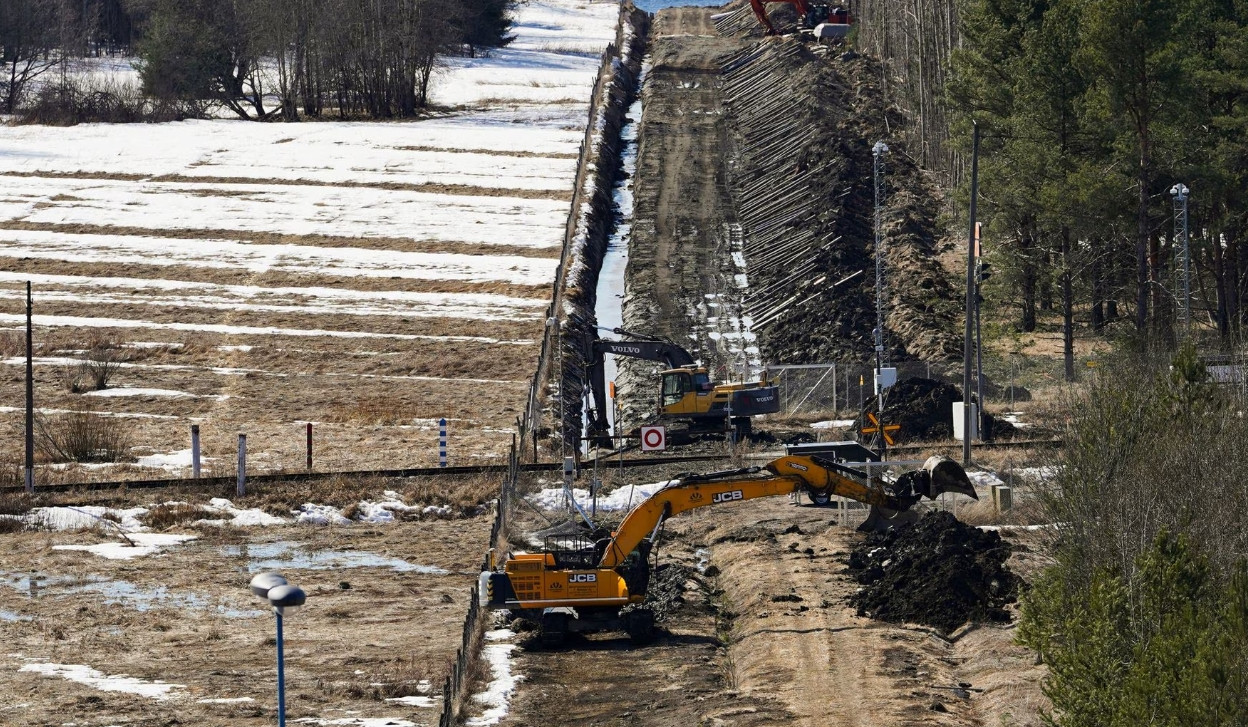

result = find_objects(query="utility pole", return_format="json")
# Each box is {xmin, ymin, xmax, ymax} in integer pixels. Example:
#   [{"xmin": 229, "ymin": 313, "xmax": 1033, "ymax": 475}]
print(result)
[
  {"xmin": 872, "ymin": 140, "xmax": 889, "ymax": 460},
  {"xmin": 974, "ymin": 222, "xmax": 985, "ymax": 440},
  {"xmin": 25, "ymin": 282, "xmax": 34, "ymax": 493},
  {"xmin": 963, "ymin": 122, "xmax": 980, "ymax": 467},
  {"xmin": 1170, "ymin": 183, "xmax": 1191, "ymax": 339}
]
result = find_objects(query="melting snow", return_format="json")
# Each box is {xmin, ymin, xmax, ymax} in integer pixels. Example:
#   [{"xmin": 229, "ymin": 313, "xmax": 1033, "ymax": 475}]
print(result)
[
  {"xmin": 465, "ymin": 629, "xmax": 523, "ymax": 726},
  {"xmin": 18, "ymin": 661, "xmax": 184, "ymax": 700},
  {"xmin": 527, "ymin": 481, "xmax": 672, "ymax": 512}
]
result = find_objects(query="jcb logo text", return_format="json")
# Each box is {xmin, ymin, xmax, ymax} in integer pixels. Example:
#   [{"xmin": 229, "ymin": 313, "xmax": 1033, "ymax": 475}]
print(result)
[
  {"xmin": 712, "ymin": 490, "xmax": 744, "ymax": 503},
  {"xmin": 569, "ymin": 573, "xmax": 597, "ymax": 583}
]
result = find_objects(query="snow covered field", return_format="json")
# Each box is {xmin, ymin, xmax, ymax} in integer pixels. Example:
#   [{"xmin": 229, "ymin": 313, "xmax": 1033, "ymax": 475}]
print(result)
[{"xmin": 0, "ymin": 0, "xmax": 620, "ymax": 477}]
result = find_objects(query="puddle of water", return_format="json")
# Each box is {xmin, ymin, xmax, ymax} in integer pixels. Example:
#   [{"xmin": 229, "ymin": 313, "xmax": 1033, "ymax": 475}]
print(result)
[
  {"xmin": 1, "ymin": 572, "xmax": 264, "ymax": 618},
  {"xmin": 223, "ymin": 542, "xmax": 448, "ymax": 574},
  {"xmin": 0, "ymin": 609, "xmax": 31, "ymax": 622}
]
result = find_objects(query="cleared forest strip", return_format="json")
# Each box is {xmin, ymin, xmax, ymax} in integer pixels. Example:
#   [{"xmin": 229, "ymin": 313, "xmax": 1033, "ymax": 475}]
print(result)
[{"xmin": 0, "ymin": 170, "xmax": 572, "ymax": 202}]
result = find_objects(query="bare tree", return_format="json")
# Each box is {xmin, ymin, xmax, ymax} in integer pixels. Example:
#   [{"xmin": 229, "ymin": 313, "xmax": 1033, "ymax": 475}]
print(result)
[{"xmin": 0, "ymin": 0, "xmax": 63, "ymax": 114}]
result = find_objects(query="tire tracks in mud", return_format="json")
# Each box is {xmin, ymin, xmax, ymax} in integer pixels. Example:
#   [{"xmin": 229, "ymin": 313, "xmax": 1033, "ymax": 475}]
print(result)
[{"xmin": 615, "ymin": 9, "xmax": 753, "ymax": 429}]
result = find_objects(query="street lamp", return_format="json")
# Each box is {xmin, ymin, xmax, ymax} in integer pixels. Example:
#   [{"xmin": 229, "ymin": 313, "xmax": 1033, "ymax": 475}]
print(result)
[
  {"xmin": 1169, "ymin": 183, "xmax": 1191, "ymax": 338},
  {"xmin": 250, "ymin": 572, "xmax": 307, "ymax": 727}
]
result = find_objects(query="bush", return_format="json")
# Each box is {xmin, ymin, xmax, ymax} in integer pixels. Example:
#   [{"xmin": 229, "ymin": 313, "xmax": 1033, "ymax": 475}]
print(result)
[
  {"xmin": 1019, "ymin": 532, "xmax": 1248, "ymax": 725},
  {"xmin": 16, "ymin": 75, "xmax": 206, "ymax": 125},
  {"xmin": 34, "ymin": 410, "xmax": 131, "ymax": 463},
  {"xmin": 1019, "ymin": 346, "xmax": 1248, "ymax": 724}
]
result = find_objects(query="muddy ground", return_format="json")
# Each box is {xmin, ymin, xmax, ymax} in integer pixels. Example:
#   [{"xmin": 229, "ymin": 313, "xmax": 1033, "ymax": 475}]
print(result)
[
  {"xmin": 0, "ymin": 477, "xmax": 494, "ymax": 726},
  {"xmin": 506, "ymin": 470, "xmax": 1049, "ymax": 727}
]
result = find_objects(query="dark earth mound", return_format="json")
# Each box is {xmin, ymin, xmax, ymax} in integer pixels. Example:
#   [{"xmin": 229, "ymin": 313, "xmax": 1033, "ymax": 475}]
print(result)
[
  {"xmin": 845, "ymin": 511, "xmax": 1022, "ymax": 633},
  {"xmin": 858, "ymin": 376, "xmax": 1018, "ymax": 442}
]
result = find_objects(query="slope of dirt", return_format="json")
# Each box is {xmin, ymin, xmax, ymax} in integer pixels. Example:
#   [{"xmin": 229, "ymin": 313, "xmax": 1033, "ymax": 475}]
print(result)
[{"xmin": 720, "ymin": 38, "xmax": 962, "ymax": 365}]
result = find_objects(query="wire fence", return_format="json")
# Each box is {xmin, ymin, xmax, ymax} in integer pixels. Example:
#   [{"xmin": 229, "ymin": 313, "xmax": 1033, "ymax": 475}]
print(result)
[
  {"xmin": 438, "ymin": 438, "xmax": 518, "ymax": 727},
  {"xmin": 767, "ymin": 356, "xmax": 1076, "ymax": 417}
]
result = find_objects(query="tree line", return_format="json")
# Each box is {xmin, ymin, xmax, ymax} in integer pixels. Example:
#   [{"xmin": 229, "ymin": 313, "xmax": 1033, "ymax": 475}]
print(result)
[
  {"xmin": 1, "ymin": 0, "xmax": 515, "ymax": 120},
  {"xmin": 1021, "ymin": 349, "xmax": 1248, "ymax": 723},
  {"xmin": 948, "ymin": 0, "xmax": 1248, "ymax": 376}
]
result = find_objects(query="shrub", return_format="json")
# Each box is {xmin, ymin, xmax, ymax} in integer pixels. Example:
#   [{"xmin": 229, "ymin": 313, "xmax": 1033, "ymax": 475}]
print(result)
[
  {"xmin": 1019, "ymin": 345, "xmax": 1248, "ymax": 724},
  {"xmin": 16, "ymin": 75, "xmax": 207, "ymax": 125},
  {"xmin": 1019, "ymin": 532, "xmax": 1248, "ymax": 725},
  {"xmin": 34, "ymin": 410, "xmax": 132, "ymax": 463}
]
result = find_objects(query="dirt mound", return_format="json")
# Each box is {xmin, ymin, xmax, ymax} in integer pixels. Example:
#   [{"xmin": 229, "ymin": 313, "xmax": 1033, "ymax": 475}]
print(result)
[
  {"xmin": 642, "ymin": 562, "xmax": 698, "ymax": 620},
  {"xmin": 845, "ymin": 511, "xmax": 1021, "ymax": 633},
  {"xmin": 858, "ymin": 377, "xmax": 959, "ymax": 441},
  {"xmin": 857, "ymin": 377, "xmax": 1018, "ymax": 442}
]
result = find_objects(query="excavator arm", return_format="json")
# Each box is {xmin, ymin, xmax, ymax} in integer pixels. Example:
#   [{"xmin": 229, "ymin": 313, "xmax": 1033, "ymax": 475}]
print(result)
[
  {"xmin": 599, "ymin": 454, "xmax": 976, "ymax": 566},
  {"xmin": 481, "ymin": 454, "xmax": 978, "ymax": 640},
  {"xmin": 585, "ymin": 327, "xmax": 697, "ymax": 440}
]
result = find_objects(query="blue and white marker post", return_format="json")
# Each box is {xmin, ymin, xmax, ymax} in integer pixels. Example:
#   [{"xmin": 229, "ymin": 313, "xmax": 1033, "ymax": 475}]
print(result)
[{"xmin": 438, "ymin": 418, "xmax": 448, "ymax": 468}]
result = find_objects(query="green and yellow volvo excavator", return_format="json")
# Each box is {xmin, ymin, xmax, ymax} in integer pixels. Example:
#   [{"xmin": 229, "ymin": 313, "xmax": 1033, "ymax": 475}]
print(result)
[
  {"xmin": 585, "ymin": 327, "xmax": 780, "ymax": 446},
  {"xmin": 481, "ymin": 453, "xmax": 977, "ymax": 645}
]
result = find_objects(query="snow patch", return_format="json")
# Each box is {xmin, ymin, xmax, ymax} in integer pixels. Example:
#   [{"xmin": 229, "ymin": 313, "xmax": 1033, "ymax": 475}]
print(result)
[{"xmin": 18, "ymin": 661, "xmax": 184, "ymax": 700}]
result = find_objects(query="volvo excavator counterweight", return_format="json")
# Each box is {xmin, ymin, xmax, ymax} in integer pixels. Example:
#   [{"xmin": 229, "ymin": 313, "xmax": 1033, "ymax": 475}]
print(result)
[{"xmin": 481, "ymin": 453, "xmax": 977, "ymax": 645}]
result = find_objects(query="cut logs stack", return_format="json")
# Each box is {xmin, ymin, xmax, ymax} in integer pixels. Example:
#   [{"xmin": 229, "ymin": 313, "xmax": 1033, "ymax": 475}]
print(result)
[{"xmin": 720, "ymin": 37, "xmax": 962, "ymax": 364}]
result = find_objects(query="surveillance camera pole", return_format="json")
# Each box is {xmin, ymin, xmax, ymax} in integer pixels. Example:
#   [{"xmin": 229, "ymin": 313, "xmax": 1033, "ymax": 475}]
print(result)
[
  {"xmin": 1170, "ymin": 183, "xmax": 1190, "ymax": 338},
  {"xmin": 872, "ymin": 140, "xmax": 889, "ymax": 460},
  {"xmin": 250, "ymin": 573, "xmax": 306, "ymax": 727}
]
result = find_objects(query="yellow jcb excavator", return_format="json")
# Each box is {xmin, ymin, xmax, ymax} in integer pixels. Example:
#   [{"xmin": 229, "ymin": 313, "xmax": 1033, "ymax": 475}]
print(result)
[{"xmin": 481, "ymin": 453, "xmax": 976, "ymax": 644}]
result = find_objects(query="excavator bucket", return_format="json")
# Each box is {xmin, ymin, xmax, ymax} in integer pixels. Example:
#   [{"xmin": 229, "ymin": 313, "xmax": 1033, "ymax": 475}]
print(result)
[
  {"xmin": 857, "ymin": 457, "xmax": 977, "ymax": 533},
  {"xmin": 922, "ymin": 456, "xmax": 978, "ymax": 500}
]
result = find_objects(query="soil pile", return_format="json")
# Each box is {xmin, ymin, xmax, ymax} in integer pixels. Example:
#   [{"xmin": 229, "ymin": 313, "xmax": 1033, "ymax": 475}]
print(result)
[
  {"xmin": 643, "ymin": 562, "xmax": 698, "ymax": 620},
  {"xmin": 846, "ymin": 511, "xmax": 1021, "ymax": 633},
  {"xmin": 863, "ymin": 377, "xmax": 961, "ymax": 440},
  {"xmin": 857, "ymin": 377, "xmax": 1018, "ymax": 442}
]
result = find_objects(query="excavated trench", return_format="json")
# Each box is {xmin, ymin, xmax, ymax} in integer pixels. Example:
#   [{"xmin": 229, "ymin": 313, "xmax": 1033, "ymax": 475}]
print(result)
[{"xmin": 557, "ymin": 2, "xmax": 964, "ymax": 447}]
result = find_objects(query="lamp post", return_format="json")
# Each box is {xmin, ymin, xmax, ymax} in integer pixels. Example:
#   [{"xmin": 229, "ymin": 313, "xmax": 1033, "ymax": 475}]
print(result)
[
  {"xmin": 1170, "ymin": 183, "xmax": 1191, "ymax": 338},
  {"xmin": 250, "ymin": 572, "xmax": 307, "ymax": 727}
]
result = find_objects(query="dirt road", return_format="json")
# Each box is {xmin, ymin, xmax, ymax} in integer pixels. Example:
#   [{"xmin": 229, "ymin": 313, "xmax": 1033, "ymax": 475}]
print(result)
[{"xmin": 617, "ymin": 8, "xmax": 755, "ymax": 426}]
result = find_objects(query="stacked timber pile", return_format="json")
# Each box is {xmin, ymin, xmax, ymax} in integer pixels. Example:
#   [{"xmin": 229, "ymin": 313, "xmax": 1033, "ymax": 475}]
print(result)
[{"xmin": 720, "ymin": 39, "xmax": 962, "ymax": 364}]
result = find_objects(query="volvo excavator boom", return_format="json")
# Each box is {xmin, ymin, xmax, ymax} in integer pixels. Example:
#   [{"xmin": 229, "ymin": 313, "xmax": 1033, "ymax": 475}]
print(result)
[{"xmin": 481, "ymin": 454, "xmax": 976, "ymax": 644}]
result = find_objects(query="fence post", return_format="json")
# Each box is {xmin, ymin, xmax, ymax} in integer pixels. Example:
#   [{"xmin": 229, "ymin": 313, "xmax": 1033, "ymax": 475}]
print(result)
[
  {"xmin": 237, "ymin": 433, "xmax": 246, "ymax": 497},
  {"xmin": 191, "ymin": 424, "xmax": 201, "ymax": 479},
  {"xmin": 305, "ymin": 422, "xmax": 313, "ymax": 471}
]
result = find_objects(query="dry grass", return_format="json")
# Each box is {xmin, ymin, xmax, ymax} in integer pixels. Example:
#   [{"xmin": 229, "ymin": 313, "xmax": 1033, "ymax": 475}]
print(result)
[
  {"xmin": 0, "ymin": 170, "xmax": 572, "ymax": 202},
  {"xmin": 0, "ymin": 254, "xmax": 553, "ymax": 299},
  {"xmin": 0, "ymin": 330, "xmax": 22, "ymax": 357},
  {"xmin": 140, "ymin": 503, "xmax": 212, "ymax": 529},
  {"xmin": 393, "ymin": 145, "xmax": 580, "ymax": 159}
]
